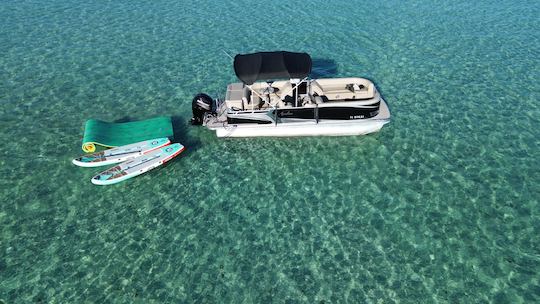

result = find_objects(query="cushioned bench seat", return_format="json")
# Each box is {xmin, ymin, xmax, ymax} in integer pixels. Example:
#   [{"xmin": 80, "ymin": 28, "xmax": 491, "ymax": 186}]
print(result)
[{"xmin": 312, "ymin": 78, "xmax": 375, "ymax": 101}]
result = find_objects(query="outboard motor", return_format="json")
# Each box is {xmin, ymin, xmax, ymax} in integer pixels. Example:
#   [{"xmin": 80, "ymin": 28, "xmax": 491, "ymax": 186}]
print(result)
[{"xmin": 191, "ymin": 93, "xmax": 214, "ymax": 125}]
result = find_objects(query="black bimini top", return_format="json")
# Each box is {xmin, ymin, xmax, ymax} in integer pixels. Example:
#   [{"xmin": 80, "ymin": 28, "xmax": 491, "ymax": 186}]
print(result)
[{"xmin": 233, "ymin": 51, "xmax": 312, "ymax": 85}]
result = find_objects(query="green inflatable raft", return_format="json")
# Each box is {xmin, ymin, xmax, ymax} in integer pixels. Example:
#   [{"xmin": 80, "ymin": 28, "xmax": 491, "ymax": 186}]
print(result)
[{"xmin": 81, "ymin": 116, "xmax": 174, "ymax": 152}]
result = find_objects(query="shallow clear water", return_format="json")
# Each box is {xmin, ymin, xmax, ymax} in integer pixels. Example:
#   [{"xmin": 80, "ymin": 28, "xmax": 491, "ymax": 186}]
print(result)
[{"xmin": 1, "ymin": 0, "xmax": 539, "ymax": 302}]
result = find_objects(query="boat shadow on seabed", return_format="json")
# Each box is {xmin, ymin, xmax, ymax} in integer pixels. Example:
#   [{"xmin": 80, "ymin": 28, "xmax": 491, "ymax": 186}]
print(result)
[
  {"xmin": 310, "ymin": 58, "xmax": 338, "ymax": 78},
  {"xmin": 171, "ymin": 115, "xmax": 201, "ymax": 157}
]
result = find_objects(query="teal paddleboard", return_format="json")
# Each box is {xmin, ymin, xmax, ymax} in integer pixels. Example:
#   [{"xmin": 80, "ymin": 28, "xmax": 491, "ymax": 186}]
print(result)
[
  {"xmin": 91, "ymin": 143, "xmax": 184, "ymax": 185},
  {"xmin": 73, "ymin": 138, "xmax": 170, "ymax": 167}
]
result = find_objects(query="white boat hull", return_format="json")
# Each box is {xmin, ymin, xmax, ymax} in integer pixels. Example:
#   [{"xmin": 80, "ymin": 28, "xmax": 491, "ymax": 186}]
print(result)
[
  {"xmin": 213, "ymin": 119, "xmax": 389, "ymax": 138},
  {"xmin": 211, "ymin": 97, "xmax": 391, "ymax": 138}
]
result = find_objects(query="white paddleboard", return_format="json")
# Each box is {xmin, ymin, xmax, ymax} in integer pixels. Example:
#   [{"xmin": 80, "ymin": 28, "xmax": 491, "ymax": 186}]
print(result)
[
  {"xmin": 73, "ymin": 138, "xmax": 170, "ymax": 167},
  {"xmin": 91, "ymin": 143, "xmax": 184, "ymax": 185}
]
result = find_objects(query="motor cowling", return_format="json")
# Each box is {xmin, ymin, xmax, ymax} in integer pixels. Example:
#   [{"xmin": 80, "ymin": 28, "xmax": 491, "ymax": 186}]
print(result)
[{"xmin": 191, "ymin": 93, "xmax": 214, "ymax": 125}]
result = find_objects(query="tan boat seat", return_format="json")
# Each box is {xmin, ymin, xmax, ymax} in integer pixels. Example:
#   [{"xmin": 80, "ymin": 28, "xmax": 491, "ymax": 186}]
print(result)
[{"xmin": 313, "ymin": 78, "xmax": 375, "ymax": 101}]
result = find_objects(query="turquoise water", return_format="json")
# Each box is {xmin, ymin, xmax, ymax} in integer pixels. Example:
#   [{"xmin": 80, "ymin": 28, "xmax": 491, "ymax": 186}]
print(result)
[{"xmin": 1, "ymin": 0, "xmax": 539, "ymax": 302}]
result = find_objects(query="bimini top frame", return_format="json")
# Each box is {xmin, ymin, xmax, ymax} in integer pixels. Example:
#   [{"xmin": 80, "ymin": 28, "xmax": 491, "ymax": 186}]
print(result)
[{"xmin": 233, "ymin": 51, "xmax": 312, "ymax": 110}]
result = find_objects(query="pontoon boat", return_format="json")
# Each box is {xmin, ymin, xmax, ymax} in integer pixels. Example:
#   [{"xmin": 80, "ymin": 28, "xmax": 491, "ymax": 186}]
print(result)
[{"xmin": 191, "ymin": 51, "xmax": 390, "ymax": 138}]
